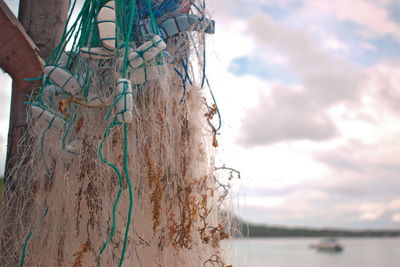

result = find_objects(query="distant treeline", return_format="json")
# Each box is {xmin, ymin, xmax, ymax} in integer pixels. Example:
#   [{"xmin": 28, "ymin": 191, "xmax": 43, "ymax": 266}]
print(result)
[{"xmin": 233, "ymin": 216, "xmax": 400, "ymax": 238}]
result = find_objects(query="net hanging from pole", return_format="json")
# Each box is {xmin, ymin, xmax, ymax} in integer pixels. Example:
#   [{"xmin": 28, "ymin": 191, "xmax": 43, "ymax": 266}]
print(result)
[{"xmin": 1, "ymin": 0, "xmax": 232, "ymax": 266}]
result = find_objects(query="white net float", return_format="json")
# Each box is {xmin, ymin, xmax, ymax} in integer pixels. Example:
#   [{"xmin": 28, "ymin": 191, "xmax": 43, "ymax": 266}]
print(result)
[
  {"xmin": 44, "ymin": 65, "xmax": 82, "ymax": 95},
  {"xmin": 128, "ymin": 65, "xmax": 163, "ymax": 84},
  {"xmin": 97, "ymin": 1, "xmax": 116, "ymax": 51},
  {"xmin": 136, "ymin": 39, "xmax": 153, "ymax": 54},
  {"xmin": 152, "ymin": 35, "xmax": 167, "ymax": 51},
  {"xmin": 115, "ymin": 78, "xmax": 133, "ymax": 123},
  {"xmin": 143, "ymin": 46, "xmax": 159, "ymax": 61},
  {"xmin": 141, "ymin": 14, "xmax": 215, "ymax": 39},
  {"xmin": 31, "ymin": 105, "xmax": 65, "ymax": 130},
  {"xmin": 128, "ymin": 50, "xmax": 144, "ymax": 68},
  {"xmin": 130, "ymin": 36, "xmax": 166, "ymax": 64},
  {"xmin": 57, "ymin": 51, "xmax": 72, "ymax": 68}
]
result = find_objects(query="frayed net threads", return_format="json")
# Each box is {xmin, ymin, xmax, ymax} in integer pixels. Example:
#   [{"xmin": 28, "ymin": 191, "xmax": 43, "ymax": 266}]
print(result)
[{"xmin": 1, "ymin": 1, "xmax": 232, "ymax": 266}]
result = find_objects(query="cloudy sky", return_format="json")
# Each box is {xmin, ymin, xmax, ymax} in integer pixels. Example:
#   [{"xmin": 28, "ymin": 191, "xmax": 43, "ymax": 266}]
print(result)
[{"xmin": 2, "ymin": 0, "xmax": 400, "ymax": 229}]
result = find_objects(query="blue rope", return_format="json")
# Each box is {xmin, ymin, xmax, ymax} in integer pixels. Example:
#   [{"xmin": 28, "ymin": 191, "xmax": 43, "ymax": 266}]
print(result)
[
  {"xmin": 189, "ymin": 34, "xmax": 222, "ymax": 132},
  {"xmin": 173, "ymin": 67, "xmax": 187, "ymax": 103}
]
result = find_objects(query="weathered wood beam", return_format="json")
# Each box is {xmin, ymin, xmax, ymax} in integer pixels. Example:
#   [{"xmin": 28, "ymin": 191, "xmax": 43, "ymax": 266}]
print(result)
[
  {"xmin": 0, "ymin": 0, "xmax": 43, "ymax": 181},
  {"xmin": 0, "ymin": 0, "xmax": 43, "ymax": 87},
  {"xmin": 1, "ymin": 1, "xmax": 68, "ymax": 265},
  {"xmin": 0, "ymin": 2, "xmax": 45, "ymax": 265}
]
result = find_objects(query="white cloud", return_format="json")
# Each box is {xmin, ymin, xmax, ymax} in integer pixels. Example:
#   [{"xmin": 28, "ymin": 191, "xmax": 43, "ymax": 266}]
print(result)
[
  {"xmin": 237, "ymin": 196, "xmax": 284, "ymax": 208},
  {"xmin": 212, "ymin": 0, "xmax": 400, "ymax": 40},
  {"xmin": 240, "ymin": 86, "xmax": 337, "ymax": 145},
  {"xmin": 239, "ymin": 13, "xmax": 365, "ymax": 145},
  {"xmin": 392, "ymin": 213, "xmax": 400, "ymax": 222},
  {"xmin": 359, "ymin": 203, "xmax": 386, "ymax": 220},
  {"xmin": 247, "ymin": 13, "xmax": 364, "ymax": 98},
  {"xmin": 368, "ymin": 64, "xmax": 400, "ymax": 114},
  {"xmin": 359, "ymin": 199, "xmax": 400, "ymax": 221},
  {"xmin": 323, "ymin": 38, "xmax": 349, "ymax": 51},
  {"xmin": 305, "ymin": 0, "xmax": 400, "ymax": 39},
  {"xmin": 209, "ymin": 0, "xmax": 400, "ymax": 229}
]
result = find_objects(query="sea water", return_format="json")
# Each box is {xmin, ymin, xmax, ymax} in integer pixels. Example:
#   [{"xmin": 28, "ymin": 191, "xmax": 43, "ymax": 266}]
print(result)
[{"xmin": 224, "ymin": 237, "xmax": 400, "ymax": 267}]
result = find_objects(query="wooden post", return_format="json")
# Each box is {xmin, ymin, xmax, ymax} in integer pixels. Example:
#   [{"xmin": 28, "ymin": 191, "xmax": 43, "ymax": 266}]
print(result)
[
  {"xmin": 0, "ymin": 0, "xmax": 68, "ymax": 265},
  {"xmin": 0, "ymin": 0, "xmax": 43, "ymax": 185},
  {"xmin": 18, "ymin": 0, "xmax": 69, "ymax": 60},
  {"xmin": 2, "ymin": 0, "xmax": 69, "ymax": 181}
]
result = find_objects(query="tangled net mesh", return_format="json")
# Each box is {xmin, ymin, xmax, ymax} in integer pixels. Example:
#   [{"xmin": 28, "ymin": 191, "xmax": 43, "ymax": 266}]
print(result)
[{"xmin": 1, "ymin": 0, "xmax": 234, "ymax": 266}]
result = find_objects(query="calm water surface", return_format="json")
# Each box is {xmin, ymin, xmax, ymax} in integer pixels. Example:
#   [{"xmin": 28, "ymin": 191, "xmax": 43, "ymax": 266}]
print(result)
[{"xmin": 225, "ymin": 238, "xmax": 400, "ymax": 267}]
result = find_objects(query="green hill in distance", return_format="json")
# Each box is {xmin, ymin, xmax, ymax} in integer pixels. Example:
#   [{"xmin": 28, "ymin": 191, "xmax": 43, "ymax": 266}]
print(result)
[{"xmin": 233, "ymin": 216, "xmax": 400, "ymax": 238}]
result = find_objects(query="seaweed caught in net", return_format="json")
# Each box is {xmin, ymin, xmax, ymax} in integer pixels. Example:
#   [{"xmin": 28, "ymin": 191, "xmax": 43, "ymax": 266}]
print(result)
[{"xmin": 0, "ymin": 0, "xmax": 234, "ymax": 266}]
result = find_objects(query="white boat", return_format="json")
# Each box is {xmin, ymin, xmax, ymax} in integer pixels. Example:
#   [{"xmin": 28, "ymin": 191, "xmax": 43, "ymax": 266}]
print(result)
[{"xmin": 311, "ymin": 238, "xmax": 344, "ymax": 252}]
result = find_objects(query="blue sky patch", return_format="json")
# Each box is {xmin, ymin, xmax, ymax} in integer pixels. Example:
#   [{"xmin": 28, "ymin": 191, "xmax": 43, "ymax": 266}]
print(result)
[
  {"xmin": 307, "ymin": 16, "xmax": 400, "ymax": 66},
  {"xmin": 228, "ymin": 56, "xmax": 299, "ymax": 84},
  {"xmin": 341, "ymin": 34, "xmax": 400, "ymax": 66},
  {"xmin": 258, "ymin": 1, "xmax": 304, "ymax": 21},
  {"xmin": 388, "ymin": 1, "xmax": 400, "ymax": 24}
]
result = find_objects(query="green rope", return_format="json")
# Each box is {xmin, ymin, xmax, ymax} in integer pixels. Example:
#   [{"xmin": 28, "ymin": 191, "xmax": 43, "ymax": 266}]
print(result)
[
  {"xmin": 20, "ymin": 1, "xmax": 138, "ymax": 265},
  {"xmin": 119, "ymin": 123, "xmax": 134, "ymax": 267},
  {"xmin": 146, "ymin": 0, "xmax": 159, "ymax": 35},
  {"xmin": 23, "ymin": 76, "xmax": 44, "ymax": 82},
  {"xmin": 40, "ymin": 0, "xmax": 89, "ymax": 102},
  {"xmin": 22, "ymin": 1, "xmax": 142, "ymax": 266},
  {"xmin": 121, "ymin": 0, "xmax": 137, "ymax": 78},
  {"xmin": 82, "ymin": 68, "xmax": 91, "ymax": 99},
  {"xmin": 19, "ymin": 233, "xmax": 32, "ymax": 267},
  {"xmin": 20, "ymin": 208, "xmax": 49, "ymax": 267},
  {"xmin": 47, "ymin": 0, "xmax": 79, "ymax": 64},
  {"xmin": 97, "ymin": 1, "xmax": 137, "ymax": 265},
  {"xmin": 61, "ymin": 114, "xmax": 76, "ymax": 149},
  {"xmin": 146, "ymin": 0, "xmax": 165, "ymax": 66},
  {"xmin": 116, "ymin": 2, "xmax": 138, "ymax": 265},
  {"xmin": 96, "ymin": 119, "xmax": 124, "ymax": 267},
  {"xmin": 99, "ymin": 1, "xmax": 137, "ymax": 266}
]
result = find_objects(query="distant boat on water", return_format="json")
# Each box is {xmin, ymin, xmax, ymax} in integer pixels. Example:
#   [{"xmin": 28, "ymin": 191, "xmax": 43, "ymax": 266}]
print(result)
[{"xmin": 310, "ymin": 238, "xmax": 344, "ymax": 252}]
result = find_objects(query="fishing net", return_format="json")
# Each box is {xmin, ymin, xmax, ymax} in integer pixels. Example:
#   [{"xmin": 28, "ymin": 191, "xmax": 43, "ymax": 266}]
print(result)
[{"xmin": 1, "ymin": 0, "xmax": 233, "ymax": 266}]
